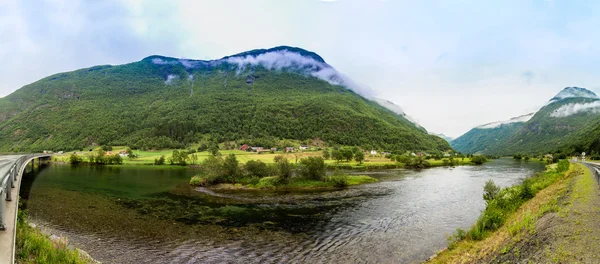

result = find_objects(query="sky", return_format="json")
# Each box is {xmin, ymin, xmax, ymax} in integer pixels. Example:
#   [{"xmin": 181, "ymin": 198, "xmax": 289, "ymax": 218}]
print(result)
[{"xmin": 1, "ymin": 0, "xmax": 600, "ymax": 138}]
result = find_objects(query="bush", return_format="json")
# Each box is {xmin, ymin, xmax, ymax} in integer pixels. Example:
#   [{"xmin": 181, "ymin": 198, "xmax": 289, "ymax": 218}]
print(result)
[
  {"xmin": 244, "ymin": 160, "xmax": 269, "ymax": 178},
  {"xmin": 328, "ymin": 174, "xmax": 349, "ymax": 188},
  {"xmin": 557, "ymin": 160, "xmax": 569, "ymax": 173},
  {"xmin": 189, "ymin": 175, "xmax": 205, "ymax": 186},
  {"xmin": 298, "ymin": 156, "xmax": 326, "ymax": 180},
  {"xmin": 446, "ymin": 228, "xmax": 466, "ymax": 250},
  {"xmin": 276, "ymin": 157, "xmax": 293, "ymax": 183},
  {"xmin": 198, "ymin": 155, "xmax": 225, "ymax": 185},
  {"xmin": 69, "ymin": 154, "xmax": 83, "ymax": 165},
  {"xmin": 154, "ymin": 155, "xmax": 165, "ymax": 165},
  {"xmin": 471, "ymin": 155, "xmax": 488, "ymax": 165},
  {"xmin": 483, "ymin": 180, "xmax": 500, "ymax": 203}
]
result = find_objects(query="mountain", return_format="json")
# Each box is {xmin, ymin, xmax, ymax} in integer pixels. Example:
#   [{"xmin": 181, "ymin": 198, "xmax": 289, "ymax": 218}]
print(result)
[
  {"xmin": 430, "ymin": 132, "xmax": 454, "ymax": 143},
  {"xmin": 452, "ymin": 87, "xmax": 600, "ymax": 155},
  {"xmin": 451, "ymin": 113, "xmax": 533, "ymax": 154},
  {"xmin": 0, "ymin": 46, "xmax": 450, "ymax": 152}
]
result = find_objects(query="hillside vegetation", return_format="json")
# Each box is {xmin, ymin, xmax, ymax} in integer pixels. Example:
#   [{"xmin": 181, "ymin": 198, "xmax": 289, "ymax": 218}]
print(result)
[
  {"xmin": 0, "ymin": 46, "xmax": 450, "ymax": 153},
  {"xmin": 452, "ymin": 87, "xmax": 600, "ymax": 156}
]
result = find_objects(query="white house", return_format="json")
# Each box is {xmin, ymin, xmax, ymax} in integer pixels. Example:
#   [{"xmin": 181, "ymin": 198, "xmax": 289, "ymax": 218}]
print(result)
[
  {"xmin": 299, "ymin": 145, "xmax": 310, "ymax": 150},
  {"xmin": 370, "ymin": 150, "xmax": 377, "ymax": 155}
]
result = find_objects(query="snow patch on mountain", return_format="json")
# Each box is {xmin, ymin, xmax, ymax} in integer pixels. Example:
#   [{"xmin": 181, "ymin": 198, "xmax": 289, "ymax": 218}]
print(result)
[
  {"xmin": 550, "ymin": 100, "xmax": 600, "ymax": 118},
  {"xmin": 477, "ymin": 113, "xmax": 534, "ymax": 129}
]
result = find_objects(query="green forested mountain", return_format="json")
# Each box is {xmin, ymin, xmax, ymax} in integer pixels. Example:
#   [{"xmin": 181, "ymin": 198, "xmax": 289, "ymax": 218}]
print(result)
[
  {"xmin": 0, "ymin": 46, "xmax": 450, "ymax": 152},
  {"xmin": 452, "ymin": 87, "xmax": 600, "ymax": 155},
  {"xmin": 450, "ymin": 114, "xmax": 532, "ymax": 154}
]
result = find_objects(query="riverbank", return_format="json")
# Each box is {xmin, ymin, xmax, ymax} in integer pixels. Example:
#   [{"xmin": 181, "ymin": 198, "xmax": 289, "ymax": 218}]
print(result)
[
  {"xmin": 427, "ymin": 162, "xmax": 593, "ymax": 263},
  {"xmin": 16, "ymin": 211, "xmax": 97, "ymax": 264}
]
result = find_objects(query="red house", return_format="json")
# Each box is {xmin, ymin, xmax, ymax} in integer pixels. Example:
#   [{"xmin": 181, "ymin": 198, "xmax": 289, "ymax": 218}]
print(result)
[{"xmin": 240, "ymin": 144, "xmax": 249, "ymax": 151}]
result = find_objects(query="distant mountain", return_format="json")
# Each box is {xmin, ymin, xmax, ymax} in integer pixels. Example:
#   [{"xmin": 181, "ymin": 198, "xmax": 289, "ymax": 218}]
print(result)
[
  {"xmin": 452, "ymin": 87, "xmax": 600, "ymax": 155},
  {"xmin": 451, "ymin": 113, "xmax": 533, "ymax": 154},
  {"xmin": 430, "ymin": 132, "xmax": 454, "ymax": 143},
  {"xmin": 0, "ymin": 46, "xmax": 450, "ymax": 152}
]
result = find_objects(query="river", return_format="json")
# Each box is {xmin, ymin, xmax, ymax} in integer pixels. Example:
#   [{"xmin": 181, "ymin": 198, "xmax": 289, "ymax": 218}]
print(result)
[{"xmin": 21, "ymin": 158, "xmax": 545, "ymax": 263}]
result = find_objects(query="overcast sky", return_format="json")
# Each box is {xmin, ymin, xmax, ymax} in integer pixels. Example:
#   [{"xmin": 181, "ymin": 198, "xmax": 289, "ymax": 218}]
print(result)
[{"xmin": 2, "ymin": 0, "xmax": 600, "ymax": 137}]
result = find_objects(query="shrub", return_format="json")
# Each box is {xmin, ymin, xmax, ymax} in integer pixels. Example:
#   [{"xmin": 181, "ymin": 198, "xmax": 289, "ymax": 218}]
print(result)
[
  {"xmin": 483, "ymin": 180, "xmax": 500, "ymax": 203},
  {"xmin": 198, "ymin": 155, "xmax": 225, "ymax": 185},
  {"xmin": 69, "ymin": 154, "xmax": 83, "ymax": 165},
  {"xmin": 471, "ymin": 155, "xmax": 488, "ymax": 165},
  {"xmin": 446, "ymin": 228, "xmax": 466, "ymax": 250},
  {"xmin": 244, "ymin": 160, "xmax": 269, "ymax": 178},
  {"xmin": 154, "ymin": 155, "xmax": 165, "ymax": 165},
  {"xmin": 328, "ymin": 174, "xmax": 349, "ymax": 188},
  {"xmin": 298, "ymin": 156, "xmax": 326, "ymax": 180},
  {"xmin": 189, "ymin": 175, "xmax": 205, "ymax": 186},
  {"xmin": 223, "ymin": 154, "xmax": 240, "ymax": 183},
  {"xmin": 276, "ymin": 157, "xmax": 293, "ymax": 183},
  {"xmin": 557, "ymin": 160, "xmax": 569, "ymax": 173}
]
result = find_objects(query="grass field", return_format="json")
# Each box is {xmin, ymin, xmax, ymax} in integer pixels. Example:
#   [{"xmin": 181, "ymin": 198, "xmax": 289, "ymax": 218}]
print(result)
[{"xmin": 52, "ymin": 146, "xmax": 477, "ymax": 169}]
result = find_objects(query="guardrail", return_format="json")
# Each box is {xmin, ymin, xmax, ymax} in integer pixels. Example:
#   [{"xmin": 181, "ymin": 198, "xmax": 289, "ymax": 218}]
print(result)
[{"xmin": 0, "ymin": 154, "xmax": 49, "ymax": 230}]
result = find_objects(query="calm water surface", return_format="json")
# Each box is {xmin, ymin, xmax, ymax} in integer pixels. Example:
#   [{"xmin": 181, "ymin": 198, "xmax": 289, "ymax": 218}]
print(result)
[{"xmin": 22, "ymin": 159, "xmax": 545, "ymax": 263}]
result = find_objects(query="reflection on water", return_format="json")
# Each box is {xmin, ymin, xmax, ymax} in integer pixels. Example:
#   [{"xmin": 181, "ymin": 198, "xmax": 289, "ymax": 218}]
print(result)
[{"xmin": 23, "ymin": 159, "xmax": 545, "ymax": 263}]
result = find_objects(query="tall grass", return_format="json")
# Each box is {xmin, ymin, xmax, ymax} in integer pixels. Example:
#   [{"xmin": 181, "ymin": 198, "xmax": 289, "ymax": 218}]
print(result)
[
  {"xmin": 460, "ymin": 161, "xmax": 571, "ymax": 241},
  {"xmin": 16, "ymin": 211, "xmax": 91, "ymax": 264}
]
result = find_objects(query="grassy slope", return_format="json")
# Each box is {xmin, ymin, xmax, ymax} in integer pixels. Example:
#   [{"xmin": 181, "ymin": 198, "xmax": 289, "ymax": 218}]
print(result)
[
  {"xmin": 0, "ymin": 52, "xmax": 449, "ymax": 153},
  {"xmin": 16, "ymin": 212, "xmax": 93, "ymax": 264},
  {"xmin": 428, "ymin": 163, "xmax": 582, "ymax": 263}
]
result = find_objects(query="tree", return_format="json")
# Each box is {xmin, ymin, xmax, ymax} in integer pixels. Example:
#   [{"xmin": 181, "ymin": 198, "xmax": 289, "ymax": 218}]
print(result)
[
  {"xmin": 332, "ymin": 149, "xmax": 343, "ymax": 163},
  {"xmin": 354, "ymin": 151, "xmax": 365, "ymax": 164},
  {"xmin": 223, "ymin": 154, "xmax": 240, "ymax": 183},
  {"xmin": 126, "ymin": 148, "xmax": 138, "ymax": 159},
  {"xmin": 154, "ymin": 155, "xmax": 165, "ymax": 165},
  {"xmin": 245, "ymin": 160, "xmax": 269, "ymax": 177},
  {"xmin": 276, "ymin": 157, "xmax": 293, "ymax": 183},
  {"xmin": 293, "ymin": 151, "xmax": 303, "ymax": 164},
  {"xmin": 322, "ymin": 149, "xmax": 331, "ymax": 160},
  {"xmin": 341, "ymin": 148, "xmax": 354, "ymax": 162},
  {"xmin": 483, "ymin": 180, "xmax": 500, "ymax": 204},
  {"xmin": 298, "ymin": 156, "xmax": 326, "ymax": 180},
  {"xmin": 197, "ymin": 143, "xmax": 208, "ymax": 152},
  {"xmin": 190, "ymin": 153, "xmax": 198, "ymax": 165},
  {"xmin": 209, "ymin": 143, "xmax": 220, "ymax": 156}
]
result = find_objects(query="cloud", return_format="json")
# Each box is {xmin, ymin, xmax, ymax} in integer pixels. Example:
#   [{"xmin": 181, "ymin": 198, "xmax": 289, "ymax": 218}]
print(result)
[
  {"xmin": 520, "ymin": 71, "xmax": 535, "ymax": 85},
  {"xmin": 550, "ymin": 100, "xmax": 600, "ymax": 117},
  {"xmin": 477, "ymin": 113, "xmax": 534, "ymax": 129},
  {"xmin": 164, "ymin": 74, "xmax": 178, "ymax": 85},
  {"xmin": 224, "ymin": 50, "xmax": 376, "ymax": 98}
]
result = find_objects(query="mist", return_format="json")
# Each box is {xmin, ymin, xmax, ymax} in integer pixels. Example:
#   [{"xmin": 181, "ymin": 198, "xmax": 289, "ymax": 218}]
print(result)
[
  {"xmin": 550, "ymin": 101, "xmax": 600, "ymax": 118},
  {"xmin": 224, "ymin": 50, "xmax": 375, "ymax": 98}
]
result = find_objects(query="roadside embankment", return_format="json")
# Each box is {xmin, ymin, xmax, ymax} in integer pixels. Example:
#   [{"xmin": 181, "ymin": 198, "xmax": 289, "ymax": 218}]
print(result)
[{"xmin": 428, "ymin": 161, "xmax": 590, "ymax": 263}]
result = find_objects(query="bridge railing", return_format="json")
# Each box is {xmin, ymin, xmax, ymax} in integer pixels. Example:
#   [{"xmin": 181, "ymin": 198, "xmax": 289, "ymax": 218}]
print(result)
[{"xmin": 0, "ymin": 154, "xmax": 49, "ymax": 230}]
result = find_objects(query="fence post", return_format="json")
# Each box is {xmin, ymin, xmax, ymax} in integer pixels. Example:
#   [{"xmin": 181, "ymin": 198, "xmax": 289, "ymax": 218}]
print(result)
[
  {"xmin": 0, "ymin": 188, "xmax": 5, "ymax": 230},
  {"xmin": 10, "ymin": 167, "xmax": 15, "ymax": 188},
  {"xmin": 5, "ymin": 173, "xmax": 11, "ymax": 202}
]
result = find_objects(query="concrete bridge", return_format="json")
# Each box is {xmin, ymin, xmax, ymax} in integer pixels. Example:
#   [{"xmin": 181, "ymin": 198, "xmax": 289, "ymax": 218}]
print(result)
[{"xmin": 0, "ymin": 154, "xmax": 52, "ymax": 264}]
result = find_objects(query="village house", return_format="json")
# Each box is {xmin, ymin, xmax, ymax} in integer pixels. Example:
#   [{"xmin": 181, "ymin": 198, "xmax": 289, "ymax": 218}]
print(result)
[
  {"xmin": 119, "ymin": 150, "xmax": 128, "ymax": 157},
  {"xmin": 299, "ymin": 145, "xmax": 310, "ymax": 150},
  {"xmin": 370, "ymin": 150, "xmax": 377, "ymax": 155},
  {"xmin": 250, "ymin": 147, "xmax": 263, "ymax": 152},
  {"xmin": 285, "ymin": 147, "xmax": 295, "ymax": 152},
  {"xmin": 240, "ymin": 144, "xmax": 249, "ymax": 151}
]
